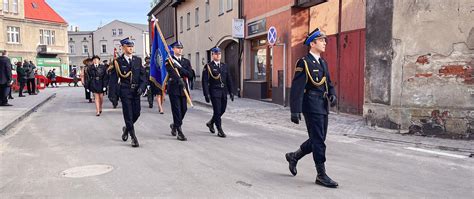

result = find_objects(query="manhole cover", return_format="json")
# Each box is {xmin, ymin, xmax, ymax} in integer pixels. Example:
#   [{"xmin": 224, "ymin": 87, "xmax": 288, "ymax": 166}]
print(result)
[{"xmin": 60, "ymin": 164, "xmax": 113, "ymax": 178}]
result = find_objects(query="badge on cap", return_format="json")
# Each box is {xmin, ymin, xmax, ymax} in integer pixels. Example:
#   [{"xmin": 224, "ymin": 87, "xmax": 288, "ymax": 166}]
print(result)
[{"xmin": 120, "ymin": 37, "xmax": 135, "ymax": 46}]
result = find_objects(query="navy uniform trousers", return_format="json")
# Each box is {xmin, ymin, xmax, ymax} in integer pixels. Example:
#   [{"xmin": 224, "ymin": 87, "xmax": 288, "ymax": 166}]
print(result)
[
  {"xmin": 119, "ymin": 85, "xmax": 141, "ymax": 131},
  {"xmin": 169, "ymin": 94, "xmax": 187, "ymax": 128},
  {"xmin": 301, "ymin": 113, "xmax": 328, "ymax": 164},
  {"xmin": 210, "ymin": 91, "xmax": 227, "ymax": 128}
]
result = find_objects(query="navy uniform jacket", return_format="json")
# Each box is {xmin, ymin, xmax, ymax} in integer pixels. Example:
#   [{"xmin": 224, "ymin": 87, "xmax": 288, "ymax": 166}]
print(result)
[
  {"xmin": 165, "ymin": 56, "xmax": 191, "ymax": 96},
  {"xmin": 111, "ymin": 55, "xmax": 147, "ymax": 93},
  {"xmin": 290, "ymin": 54, "xmax": 336, "ymax": 115},
  {"xmin": 86, "ymin": 64, "xmax": 109, "ymax": 93},
  {"xmin": 202, "ymin": 61, "xmax": 233, "ymax": 98}
]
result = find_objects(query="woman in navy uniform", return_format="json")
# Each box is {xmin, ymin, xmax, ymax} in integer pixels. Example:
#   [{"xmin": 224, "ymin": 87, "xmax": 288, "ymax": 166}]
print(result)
[
  {"xmin": 166, "ymin": 41, "xmax": 192, "ymax": 141},
  {"xmin": 86, "ymin": 55, "xmax": 109, "ymax": 116},
  {"xmin": 110, "ymin": 37, "xmax": 147, "ymax": 147},
  {"xmin": 202, "ymin": 47, "xmax": 234, "ymax": 138},
  {"xmin": 144, "ymin": 56, "xmax": 165, "ymax": 113},
  {"xmin": 285, "ymin": 28, "xmax": 338, "ymax": 188}
]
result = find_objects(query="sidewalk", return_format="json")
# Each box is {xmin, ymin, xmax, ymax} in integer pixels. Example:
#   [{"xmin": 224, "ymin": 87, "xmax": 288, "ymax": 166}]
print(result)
[
  {"xmin": 189, "ymin": 89, "xmax": 474, "ymax": 154},
  {"xmin": 0, "ymin": 88, "xmax": 56, "ymax": 135}
]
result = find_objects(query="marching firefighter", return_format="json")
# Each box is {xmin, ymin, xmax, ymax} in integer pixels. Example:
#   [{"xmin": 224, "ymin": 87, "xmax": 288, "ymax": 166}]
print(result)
[
  {"xmin": 202, "ymin": 47, "xmax": 234, "ymax": 138},
  {"xmin": 285, "ymin": 28, "xmax": 338, "ymax": 188},
  {"xmin": 166, "ymin": 41, "xmax": 192, "ymax": 141},
  {"xmin": 111, "ymin": 37, "xmax": 147, "ymax": 147}
]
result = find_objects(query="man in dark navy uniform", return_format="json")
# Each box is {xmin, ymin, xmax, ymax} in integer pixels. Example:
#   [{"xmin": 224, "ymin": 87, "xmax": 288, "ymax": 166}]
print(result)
[
  {"xmin": 285, "ymin": 28, "xmax": 338, "ymax": 188},
  {"xmin": 111, "ymin": 37, "xmax": 147, "ymax": 147},
  {"xmin": 202, "ymin": 47, "xmax": 234, "ymax": 138},
  {"xmin": 166, "ymin": 41, "xmax": 192, "ymax": 141}
]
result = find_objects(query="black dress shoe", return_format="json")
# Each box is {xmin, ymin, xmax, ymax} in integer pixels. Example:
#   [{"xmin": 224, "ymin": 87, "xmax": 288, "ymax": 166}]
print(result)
[
  {"xmin": 8, "ymin": 96, "xmax": 14, "ymax": 99},
  {"xmin": 176, "ymin": 127, "xmax": 187, "ymax": 141},
  {"xmin": 170, "ymin": 124, "xmax": 177, "ymax": 136},
  {"xmin": 129, "ymin": 130, "xmax": 139, "ymax": 147},
  {"xmin": 0, "ymin": 103, "xmax": 13, "ymax": 106},
  {"xmin": 315, "ymin": 163, "xmax": 338, "ymax": 188},
  {"xmin": 285, "ymin": 149, "xmax": 304, "ymax": 176},
  {"xmin": 206, "ymin": 121, "xmax": 215, "ymax": 134},
  {"xmin": 122, "ymin": 126, "xmax": 128, "ymax": 142},
  {"xmin": 19, "ymin": 95, "xmax": 26, "ymax": 97},
  {"xmin": 217, "ymin": 127, "xmax": 226, "ymax": 138}
]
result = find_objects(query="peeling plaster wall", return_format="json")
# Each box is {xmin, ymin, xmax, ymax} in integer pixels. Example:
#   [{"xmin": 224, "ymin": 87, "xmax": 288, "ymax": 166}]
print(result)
[{"xmin": 365, "ymin": 0, "xmax": 474, "ymax": 139}]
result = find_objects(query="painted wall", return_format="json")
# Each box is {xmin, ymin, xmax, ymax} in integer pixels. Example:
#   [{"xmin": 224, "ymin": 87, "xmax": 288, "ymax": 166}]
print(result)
[{"xmin": 365, "ymin": 0, "xmax": 474, "ymax": 139}]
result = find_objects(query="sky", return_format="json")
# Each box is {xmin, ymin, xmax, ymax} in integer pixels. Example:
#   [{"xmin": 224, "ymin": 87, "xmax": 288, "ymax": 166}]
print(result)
[{"xmin": 47, "ymin": 0, "xmax": 151, "ymax": 31}]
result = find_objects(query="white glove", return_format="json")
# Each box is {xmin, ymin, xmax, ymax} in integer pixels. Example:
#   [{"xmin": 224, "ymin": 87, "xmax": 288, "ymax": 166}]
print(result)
[
  {"xmin": 86, "ymin": 89, "xmax": 90, "ymax": 92},
  {"xmin": 103, "ymin": 87, "xmax": 106, "ymax": 91},
  {"xmin": 147, "ymin": 85, "xmax": 151, "ymax": 89}
]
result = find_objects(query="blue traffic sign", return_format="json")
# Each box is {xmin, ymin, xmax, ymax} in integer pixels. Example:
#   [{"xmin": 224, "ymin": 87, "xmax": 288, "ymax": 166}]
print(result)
[{"xmin": 268, "ymin": 26, "xmax": 277, "ymax": 46}]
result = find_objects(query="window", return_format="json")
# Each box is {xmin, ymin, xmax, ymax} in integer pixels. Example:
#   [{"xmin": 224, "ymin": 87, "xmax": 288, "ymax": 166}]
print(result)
[
  {"xmin": 102, "ymin": 44, "xmax": 107, "ymax": 53},
  {"xmin": 51, "ymin": 31, "xmax": 55, "ymax": 45},
  {"xmin": 195, "ymin": 52, "xmax": 200, "ymax": 78},
  {"xmin": 180, "ymin": 16, "xmax": 183, "ymax": 33},
  {"xmin": 219, "ymin": 0, "xmax": 224, "ymax": 15},
  {"xmin": 45, "ymin": 30, "xmax": 50, "ymax": 45},
  {"xmin": 227, "ymin": 0, "xmax": 233, "ymax": 11},
  {"xmin": 69, "ymin": 45, "xmax": 75, "ymax": 54},
  {"xmin": 3, "ymin": 0, "xmax": 9, "ymax": 12},
  {"xmin": 112, "ymin": 29, "xmax": 116, "ymax": 36},
  {"xmin": 118, "ymin": 29, "xmax": 123, "ymax": 35},
  {"xmin": 195, "ymin": 7, "xmax": 199, "ymax": 27},
  {"xmin": 205, "ymin": 0, "xmax": 210, "ymax": 22},
  {"xmin": 12, "ymin": 0, "xmax": 18, "ymax": 13},
  {"xmin": 83, "ymin": 45, "xmax": 89, "ymax": 54},
  {"xmin": 7, "ymin": 26, "xmax": 20, "ymax": 43},
  {"xmin": 40, "ymin": 29, "xmax": 44, "ymax": 44},
  {"xmin": 186, "ymin": 12, "xmax": 191, "ymax": 30}
]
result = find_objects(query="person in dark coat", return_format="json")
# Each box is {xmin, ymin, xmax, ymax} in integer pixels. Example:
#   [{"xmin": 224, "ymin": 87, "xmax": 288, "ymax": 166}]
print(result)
[
  {"xmin": 24, "ymin": 60, "xmax": 37, "ymax": 95},
  {"xmin": 285, "ymin": 28, "xmax": 338, "ymax": 188},
  {"xmin": 0, "ymin": 50, "xmax": 13, "ymax": 106},
  {"xmin": 166, "ymin": 41, "xmax": 192, "ymax": 141},
  {"xmin": 110, "ymin": 37, "xmax": 147, "ymax": 147},
  {"xmin": 86, "ymin": 55, "xmax": 109, "ymax": 116},
  {"xmin": 202, "ymin": 47, "xmax": 234, "ymax": 138},
  {"xmin": 50, "ymin": 69, "xmax": 58, "ymax": 87},
  {"xmin": 81, "ymin": 58, "xmax": 93, "ymax": 103},
  {"xmin": 16, "ymin": 62, "xmax": 27, "ymax": 97}
]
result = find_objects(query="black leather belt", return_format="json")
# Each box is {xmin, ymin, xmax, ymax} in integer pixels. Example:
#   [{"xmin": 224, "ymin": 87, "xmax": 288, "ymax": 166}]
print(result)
[
  {"xmin": 120, "ymin": 83, "xmax": 138, "ymax": 89},
  {"xmin": 305, "ymin": 90, "xmax": 328, "ymax": 98}
]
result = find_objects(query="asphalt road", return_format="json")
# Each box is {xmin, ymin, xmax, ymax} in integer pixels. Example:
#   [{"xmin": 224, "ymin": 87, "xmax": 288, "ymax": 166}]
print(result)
[{"xmin": 0, "ymin": 87, "xmax": 473, "ymax": 198}]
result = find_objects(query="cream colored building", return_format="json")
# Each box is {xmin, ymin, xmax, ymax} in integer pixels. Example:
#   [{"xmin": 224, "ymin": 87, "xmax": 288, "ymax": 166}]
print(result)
[
  {"xmin": 0, "ymin": 0, "xmax": 69, "ymax": 76},
  {"xmin": 174, "ymin": 0, "xmax": 240, "ymax": 91}
]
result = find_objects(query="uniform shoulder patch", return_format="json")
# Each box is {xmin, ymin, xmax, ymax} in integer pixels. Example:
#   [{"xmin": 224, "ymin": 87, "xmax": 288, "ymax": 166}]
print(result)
[{"xmin": 295, "ymin": 67, "xmax": 303, "ymax": 72}]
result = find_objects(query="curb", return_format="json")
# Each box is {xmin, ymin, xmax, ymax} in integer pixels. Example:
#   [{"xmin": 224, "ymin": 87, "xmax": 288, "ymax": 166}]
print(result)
[
  {"xmin": 0, "ymin": 93, "xmax": 56, "ymax": 135},
  {"xmin": 192, "ymin": 100, "xmax": 212, "ymax": 108}
]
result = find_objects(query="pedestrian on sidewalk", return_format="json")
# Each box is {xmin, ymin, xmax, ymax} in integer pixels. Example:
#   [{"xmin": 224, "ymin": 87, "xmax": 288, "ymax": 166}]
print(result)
[
  {"xmin": 81, "ymin": 58, "xmax": 93, "ymax": 103},
  {"xmin": 46, "ymin": 70, "xmax": 52, "ymax": 87},
  {"xmin": 86, "ymin": 55, "xmax": 109, "ymax": 116},
  {"xmin": 202, "ymin": 47, "xmax": 234, "ymax": 138},
  {"xmin": 111, "ymin": 37, "xmax": 147, "ymax": 147},
  {"xmin": 0, "ymin": 50, "xmax": 13, "ymax": 106},
  {"xmin": 7, "ymin": 62, "xmax": 14, "ymax": 100},
  {"xmin": 166, "ymin": 41, "xmax": 192, "ymax": 141},
  {"xmin": 69, "ymin": 68, "xmax": 79, "ymax": 87},
  {"xmin": 25, "ymin": 60, "xmax": 37, "ymax": 95},
  {"xmin": 50, "ymin": 69, "xmax": 58, "ymax": 88},
  {"xmin": 16, "ymin": 62, "xmax": 27, "ymax": 97},
  {"xmin": 285, "ymin": 28, "xmax": 338, "ymax": 188}
]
